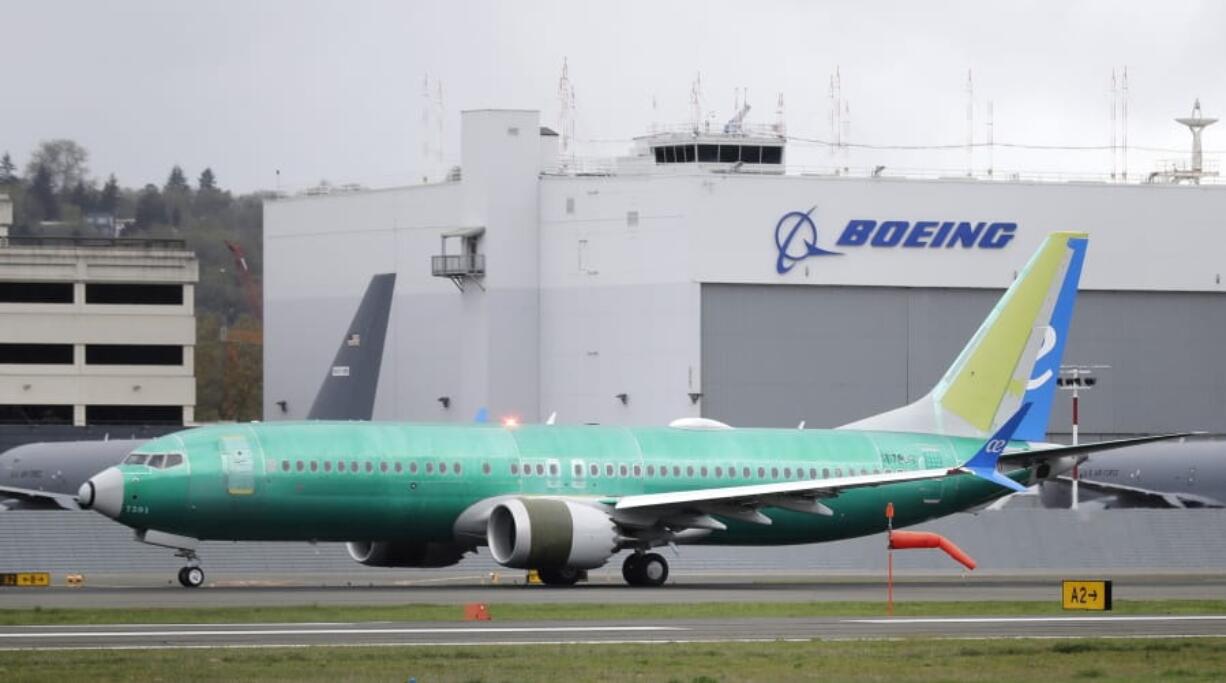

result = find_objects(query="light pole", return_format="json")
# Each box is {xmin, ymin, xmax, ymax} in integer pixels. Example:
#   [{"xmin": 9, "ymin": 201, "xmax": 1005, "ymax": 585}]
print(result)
[{"xmin": 1056, "ymin": 364, "xmax": 1109, "ymax": 510}]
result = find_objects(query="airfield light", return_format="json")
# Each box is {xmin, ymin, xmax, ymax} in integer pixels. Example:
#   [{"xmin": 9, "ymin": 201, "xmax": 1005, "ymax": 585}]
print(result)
[
  {"xmin": 1058, "ymin": 364, "xmax": 1110, "ymax": 510},
  {"xmin": 502, "ymin": 416, "xmax": 520, "ymax": 428}
]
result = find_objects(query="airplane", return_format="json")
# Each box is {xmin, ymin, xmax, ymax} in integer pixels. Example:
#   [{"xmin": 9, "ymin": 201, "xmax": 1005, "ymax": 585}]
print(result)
[
  {"xmin": 0, "ymin": 273, "xmax": 396, "ymax": 511},
  {"xmin": 75, "ymin": 233, "xmax": 1195, "ymax": 588},
  {"xmin": 1039, "ymin": 437, "xmax": 1226, "ymax": 509}
]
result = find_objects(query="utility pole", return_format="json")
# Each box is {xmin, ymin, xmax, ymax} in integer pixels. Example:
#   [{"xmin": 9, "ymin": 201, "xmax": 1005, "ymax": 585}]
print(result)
[{"xmin": 1057, "ymin": 365, "xmax": 1109, "ymax": 509}]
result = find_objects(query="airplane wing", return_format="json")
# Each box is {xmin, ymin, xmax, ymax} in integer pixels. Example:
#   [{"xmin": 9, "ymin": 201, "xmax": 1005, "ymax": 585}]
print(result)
[
  {"xmin": 1046, "ymin": 475, "xmax": 1224, "ymax": 509},
  {"xmin": 1001, "ymin": 433, "xmax": 1203, "ymax": 468},
  {"xmin": 612, "ymin": 467, "xmax": 955, "ymax": 528},
  {"xmin": 0, "ymin": 485, "xmax": 81, "ymax": 511}
]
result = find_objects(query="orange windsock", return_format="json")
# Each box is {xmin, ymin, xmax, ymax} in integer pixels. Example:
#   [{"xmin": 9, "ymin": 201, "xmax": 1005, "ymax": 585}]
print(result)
[{"xmin": 888, "ymin": 530, "xmax": 977, "ymax": 571}]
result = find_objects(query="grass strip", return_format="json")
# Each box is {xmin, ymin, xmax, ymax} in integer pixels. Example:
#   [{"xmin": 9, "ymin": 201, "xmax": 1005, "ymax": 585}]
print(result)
[
  {"xmin": 3, "ymin": 638, "xmax": 1226, "ymax": 682},
  {"xmin": 1, "ymin": 599, "xmax": 1224, "ymax": 626}
]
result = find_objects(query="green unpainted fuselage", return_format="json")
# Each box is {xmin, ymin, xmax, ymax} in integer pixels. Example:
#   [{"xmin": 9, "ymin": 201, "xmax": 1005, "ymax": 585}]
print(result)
[{"xmin": 120, "ymin": 421, "xmax": 1030, "ymax": 546}]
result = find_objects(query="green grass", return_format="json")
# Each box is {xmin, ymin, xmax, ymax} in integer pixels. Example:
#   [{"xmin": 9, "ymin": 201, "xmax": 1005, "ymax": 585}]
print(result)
[
  {"xmin": 1, "ymin": 599, "xmax": 1223, "ymax": 626},
  {"xmin": 3, "ymin": 639, "xmax": 1226, "ymax": 682}
]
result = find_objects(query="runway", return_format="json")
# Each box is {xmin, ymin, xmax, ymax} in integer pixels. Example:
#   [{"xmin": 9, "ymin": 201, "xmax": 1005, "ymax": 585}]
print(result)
[
  {"xmin": 4, "ymin": 615, "xmax": 1226, "ymax": 650},
  {"xmin": 4, "ymin": 572, "xmax": 1225, "ymax": 609}
]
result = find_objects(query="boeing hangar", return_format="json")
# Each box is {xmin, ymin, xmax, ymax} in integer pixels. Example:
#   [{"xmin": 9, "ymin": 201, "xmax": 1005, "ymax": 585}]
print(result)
[{"xmin": 264, "ymin": 109, "xmax": 1226, "ymax": 441}]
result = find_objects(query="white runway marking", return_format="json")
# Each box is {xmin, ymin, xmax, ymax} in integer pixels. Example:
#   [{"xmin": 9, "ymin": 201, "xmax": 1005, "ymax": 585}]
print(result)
[
  {"xmin": 0, "ymin": 625, "xmax": 684, "ymax": 639},
  {"xmin": 850, "ymin": 616, "xmax": 1226, "ymax": 624}
]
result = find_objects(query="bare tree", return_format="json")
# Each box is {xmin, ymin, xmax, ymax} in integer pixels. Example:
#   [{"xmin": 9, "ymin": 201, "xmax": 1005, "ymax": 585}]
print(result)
[{"xmin": 25, "ymin": 139, "xmax": 89, "ymax": 192}]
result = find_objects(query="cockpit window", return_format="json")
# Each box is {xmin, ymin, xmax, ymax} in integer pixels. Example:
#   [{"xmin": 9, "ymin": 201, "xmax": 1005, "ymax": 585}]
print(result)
[
  {"xmin": 146, "ymin": 454, "xmax": 166, "ymax": 469},
  {"xmin": 164, "ymin": 453, "xmax": 184, "ymax": 468},
  {"xmin": 124, "ymin": 453, "xmax": 148, "ymax": 465}
]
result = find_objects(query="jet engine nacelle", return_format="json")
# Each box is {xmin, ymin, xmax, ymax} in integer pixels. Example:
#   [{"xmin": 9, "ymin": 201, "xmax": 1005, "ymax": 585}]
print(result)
[
  {"xmin": 486, "ymin": 498, "xmax": 618, "ymax": 570},
  {"xmin": 345, "ymin": 540, "xmax": 469, "ymax": 568}
]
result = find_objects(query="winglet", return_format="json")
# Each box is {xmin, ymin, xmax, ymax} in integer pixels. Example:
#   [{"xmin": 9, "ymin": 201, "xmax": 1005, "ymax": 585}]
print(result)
[{"xmin": 957, "ymin": 403, "xmax": 1032, "ymax": 492}]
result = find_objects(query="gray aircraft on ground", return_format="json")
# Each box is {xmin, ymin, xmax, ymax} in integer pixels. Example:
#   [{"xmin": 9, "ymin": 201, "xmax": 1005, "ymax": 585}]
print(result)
[
  {"xmin": 1040, "ymin": 437, "xmax": 1226, "ymax": 509},
  {"xmin": 0, "ymin": 273, "xmax": 396, "ymax": 511}
]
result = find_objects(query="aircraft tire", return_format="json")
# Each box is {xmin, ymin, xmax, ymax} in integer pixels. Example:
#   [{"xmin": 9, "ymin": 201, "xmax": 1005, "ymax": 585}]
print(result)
[
  {"xmin": 537, "ymin": 566, "xmax": 581, "ymax": 586},
  {"xmin": 179, "ymin": 566, "xmax": 205, "ymax": 588},
  {"xmin": 639, "ymin": 553, "xmax": 668, "ymax": 587},
  {"xmin": 621, "ymin": 553, "xmax": 645, "ymax": 586}
]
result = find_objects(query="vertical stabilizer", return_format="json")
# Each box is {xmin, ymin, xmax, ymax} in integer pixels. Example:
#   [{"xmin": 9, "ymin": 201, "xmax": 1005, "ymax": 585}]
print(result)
[
  {"xmin": 306, "ymin": 274, "xmax": 396, "ymax": 420},
  {"xmin": 839, "ymin": 232, "xmax": 1088, "ymax": 439}
]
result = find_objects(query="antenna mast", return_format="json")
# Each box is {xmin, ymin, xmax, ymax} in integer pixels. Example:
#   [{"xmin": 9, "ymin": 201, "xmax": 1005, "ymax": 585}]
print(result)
[
  {"xmin": 1121, "ymin": 67, "xmax": 1129, "ymax": 181},
  {"xmin": 965, "ymin": 69, "xmax": 974, "ymax": 177},
  {"xmin": 558, "ymin": 58, "xmax": 576, "ymax": 160}
]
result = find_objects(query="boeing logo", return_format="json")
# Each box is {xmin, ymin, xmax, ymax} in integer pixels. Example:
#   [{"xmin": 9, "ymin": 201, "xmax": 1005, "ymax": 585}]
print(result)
[
  {"xmin": 774, "ymin": 211, "xmax": 1018, "ymax": 275},
  {"xmin": 774, "ymin": 207, "xmax": 842, "ymax": 274}
]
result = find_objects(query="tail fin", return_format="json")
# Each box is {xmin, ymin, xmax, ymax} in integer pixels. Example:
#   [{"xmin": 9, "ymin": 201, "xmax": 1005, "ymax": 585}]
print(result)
[
  {"xmin": 306, "ymin": 273, "xmax": 396, "ymax": 420},
  {"xmin": 840, "ymin": 232, "xmax": 1088, "ymax": 440}
]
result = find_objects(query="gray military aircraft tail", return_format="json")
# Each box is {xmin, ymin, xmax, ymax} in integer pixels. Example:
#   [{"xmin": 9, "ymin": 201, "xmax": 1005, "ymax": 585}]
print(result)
[{"xmin": 0, "ymin": 273, "xmax": 397, "ymax": 511}]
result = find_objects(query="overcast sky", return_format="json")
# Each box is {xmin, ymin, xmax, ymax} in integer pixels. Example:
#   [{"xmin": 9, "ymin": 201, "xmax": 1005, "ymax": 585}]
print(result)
[{"xmin": 3, "ymin": 0, "xmax": 1223, "ymax": 192}]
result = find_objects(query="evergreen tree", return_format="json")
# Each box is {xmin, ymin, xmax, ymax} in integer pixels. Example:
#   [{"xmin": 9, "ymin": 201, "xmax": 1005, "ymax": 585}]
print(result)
[
  {"xmin": 165, "ymin": 165, "xmax": 190, "ymax": 194},
  {"xmin": 0, "ymin": 152, "xmax": 16, "ymax": 185},
  {"xmin": 69, "ymin": 180, "xmax": 93, "ymax": 213},
  {"xmin": 133, "ymin": 183, "xmax": 167, "ymax": 229},
  {"xmin": 198, "ymin": 167, "xmax": 216, "ymax": 192},
  {"xmin": 98, "ymin": 174, "xmax": 120, "ymax": 213},
  {"xmin": 28, "ymin": 164, "xmax": 58, "ymax": 221}
]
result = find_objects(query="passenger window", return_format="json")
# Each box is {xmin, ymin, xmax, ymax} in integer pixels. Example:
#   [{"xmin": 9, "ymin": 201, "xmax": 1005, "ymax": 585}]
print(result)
[
  {"xmin": 809, "ymin": 468, "xmax": 817, "ymax": 479},
  {"xmin": 395, "ymin": 462, "xmax": 403, "ymax": 473},
  {"xmin": 426, "ymin": 462, "xmax": 434, "ymax": 474},
  {"xmin": 632, "ymin": 465, "xmax": 641, "ymax": 477},
  {"xmin": 440, "ymin": 462, "xmax": 448, "ymax": 474},
  {"xmin": 700, "ymin": 466, "xmax": 708, "ymax": 478},
  {"xmin": 728, "ymin": 467, "xmax": 736, "ymax": 479},
  {"xmin": 282, "ymin": 460, "xmax": 290, "ymax": 472},
  {"xmin": 548, "ymin": 463, "xmax": 557, "ymax": 476},
  {"xmin": 757, "ymin": 467, "xmax": 766, "ymax": 479},
  {"xmin": 147, "ymin": 454, "xmax": 165, "ymax": 469},
  {"xmin": 296, "ymin": 461, "xmax": 305, "ymax": 472},
  {"xmin": 511, "ymin": 463, "xmax": 519, "ymax": 475},
  {"xmin": 590, "ymin": 463, "xmax": 599, "ymax": 476},
  {"xmin": 822, "ymin": 468, "xmax": 830, "ymax": 478},
  {"xmin": 783, "ymin": 467, "xmax": 791, "ymax": 478},
  {"xmin": 455, "ymin": 462, "xmax": 462, "ymax": 475},
  {"xmin": 606, "ymin": 464, "xmax": 614, "ymax": 476},
  {"xmin": 324, "ymin": 461, "xmax": 332, "ymax": 472},
  {"xmin": 646, "ymin": 465, "xmax": 655, "ymax": 476},
  {"xmin": 536, "ymin": 463, "xmax": 545, "ymax": 476},
  {"xmin": 574, "ymin": 463, "xmax": 582, "ymax": 476},
  {"xmin": 164, "ymin": 454, "xmax": 183, "ymax": 468},
  {"xmin": 309, "ymin": 461, "xmax": 318, "ymax": 472},
  {"xmin": 714, "ymin": 466, "xmax": 722, "ymax": 478},
  {"xmin": 482, "ymin": 463, "xmax": 490, "ymax": 475},
  {"xmin": 380, "ymin": 462, "xmax": 388, "ymax": 473},
  {"xmin": 350, "ymin": 461, "xmax": 359, "ymax": 473},
  {"xmin": 686, "ymin": 466, "xmax": 695, "ymax": 477},
  {"xmin": 673, "ymin": 465, "xmax": 681, "ymax": 477},
  {"xmin": 771, "ymin": 467, "xmax": 779, "ymax": 479},
  {"xmin": 742, "ymin": 467, "xmax": 751, "ymax": 478},
  {"xmin": 124, "ymin": 454, "xmax": 148, "ymax": 465},
  {"xmin": 365, "ymin": 462, "xmax": 374, "ymax": 473},
  {"xmin": 410, "ymin": 462, "xmax": 418, "ymax": 474}
]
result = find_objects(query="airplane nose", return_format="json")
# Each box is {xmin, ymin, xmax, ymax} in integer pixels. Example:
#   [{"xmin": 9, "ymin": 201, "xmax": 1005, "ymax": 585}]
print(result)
[{"xmin": 78, "ymin": 467, "xmax": 124, "ymax": 519}]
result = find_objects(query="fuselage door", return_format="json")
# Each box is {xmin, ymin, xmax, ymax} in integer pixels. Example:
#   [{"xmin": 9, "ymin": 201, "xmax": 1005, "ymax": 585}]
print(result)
[
  {"xmin": 220, "ymin": 434, "xmax": 259, "ymax": 496},
  {"xmin": 919, "ymin": 447, "xmax": 945, "ymax": 505}
]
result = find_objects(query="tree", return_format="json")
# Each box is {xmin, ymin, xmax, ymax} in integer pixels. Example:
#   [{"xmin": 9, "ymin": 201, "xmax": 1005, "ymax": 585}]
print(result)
[
  {"xmin": 198, "ymin": 167, "xmax": 217, "ymax": 192},
  {"xmin": 0, "ymin": 152, "xmax": 16, "ymax": 185},
  {"xmin": 25, "ymin": 139, "xmax": 89, "ymax": 192},
  {"xmin": 68, "ymin": 180, "xmax": 94, "ymax": 213},
  {"xmin": 98, "ymin": 174, "xmax": 120, "ymax": 213},
  {"xmin": 28, "ymin": 164, "xmax": 58, "ymax": 222},
  {"xmin": 133, "ymin": 184, "xmax": 167, "ymax": 229},
  {"xmin": 165, "ymin": 165, "xmax": 190, "ymax": 194}
]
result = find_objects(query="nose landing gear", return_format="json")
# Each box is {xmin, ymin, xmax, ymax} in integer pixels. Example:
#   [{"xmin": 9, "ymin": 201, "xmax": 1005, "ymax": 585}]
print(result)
[{"xmin": 174, "ymin": 548, "xmax": 205, "ymax": 588}]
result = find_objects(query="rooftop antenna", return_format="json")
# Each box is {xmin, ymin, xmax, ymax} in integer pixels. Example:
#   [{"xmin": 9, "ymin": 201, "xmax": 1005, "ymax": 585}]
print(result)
[
  {"xmin": 724, "ymin": 88, "xmax": 751, "ymax": 134},
  {"xmin": 965, "ymin": 69, "xmax": 974, "ymax": 177},
  {"xmin": 1121, "ymin": 67, "xmax": 1129, "ymax": 181},
  {"xmin": 1109, "ymin": 70, "xmax": 1118, "ymax": 180},
  {"xmin": 1176, "ymin": 98, "xmax": 1219, "ymax": 183},
  {"xmin": 690, "ymin": 73, "xmax": 704, "ymax": 135},
  {"xmin": 420, "ymin": 74, "xmax": 445, "ymax": 183},
  {"xmin": 986, "ymin": 100, "xmax": 994, "ymax": 178},
  {"xmin": 558, "ymin": 58, "xmax": 576, "ymax": 160},
  {"xmin": 651, "ymin": 94, "xmax": 659, "ymax": 133},
  {"xmin": 842, "ymin": 99, "xmax": 851, "ymax": 164},
  {"xmin": 829, "ymin": 67, "xmax": 843, "ymax": 159},
  {"xmin": 774, "ymin": 91, "xmax": 786, "ymax": 137}
]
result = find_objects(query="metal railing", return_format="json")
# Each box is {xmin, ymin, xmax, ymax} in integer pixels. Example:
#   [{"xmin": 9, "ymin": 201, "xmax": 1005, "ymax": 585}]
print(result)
[
  {"xmin": 431, "ymin": 254, "xmax": 485, "ymax": 277},
  {"xmin": 2, "ymin": 236, "xmax": 189, "ymax": 250}
]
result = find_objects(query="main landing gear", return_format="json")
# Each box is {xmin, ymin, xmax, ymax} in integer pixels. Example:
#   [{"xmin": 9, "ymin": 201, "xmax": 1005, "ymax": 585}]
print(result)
[
  {"xmin": 537, "ymin": 566, "xmax": 585, "ymax": 586},
  {"xmin": 622, "ymin": 552, "xmax": 669, "ymax": 587},
  {"xmin": 175, "ymin": 548, "xmax": 205, "ymax": 588}
]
